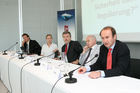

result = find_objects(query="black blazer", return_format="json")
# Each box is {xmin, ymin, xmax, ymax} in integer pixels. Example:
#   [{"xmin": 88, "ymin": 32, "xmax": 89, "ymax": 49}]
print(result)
[
  {"xmin": 62, "ymin": 40, "xmax": 83, "ymax": 63},
  {"xmin": 90, "ymin": 40, "xmax": 130, "ymax": 77},
  {"xmin": 21, "ymin": 40, "xmax": 41, "ymax": 55}
]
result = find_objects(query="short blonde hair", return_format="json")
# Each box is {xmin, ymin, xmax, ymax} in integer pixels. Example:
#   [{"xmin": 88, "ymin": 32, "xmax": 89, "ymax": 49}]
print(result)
[{"xmin": 46, "ymin": 34, "xmax": 52, "ymax": 39}]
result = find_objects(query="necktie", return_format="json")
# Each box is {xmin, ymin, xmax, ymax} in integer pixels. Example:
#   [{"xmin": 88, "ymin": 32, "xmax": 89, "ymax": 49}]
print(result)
[
  {"xmin": 26, "ymin": 43, "xmax": 29, "ymax": 54},
  {"xmin": 83, "ymin": 48, "xmax": 92, "ymax": 65},
  {"xmin": 107, "ymin": 48, "xmax": 112, "ymax": 70},
  {"xmin": 65, "ymin": 44, "xmax": 67, "ymax": 55}
]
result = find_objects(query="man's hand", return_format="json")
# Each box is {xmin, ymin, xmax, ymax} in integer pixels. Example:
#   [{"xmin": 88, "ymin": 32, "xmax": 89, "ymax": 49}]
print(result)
[
  {"xmin": 53, "ymin": 58, "xmax": 60, "ymax": 60},
  {"xmin": 82, "ymin": 46, "xmax": 89, "ymax": 54},
  {"xmin": 22, "ymin": 40, "xmax": 26, "ymax": 46},
  {"xmin": 78, "ymin": 67, "xmax": 87, "ymax": 74},
  {"xmin": 53, "ymin": 49, "xmax": 58, "ymax": 53},
  {"xmin": 88, "ymin": 71, "xmax": 101, "ymax": 79},
  {"xmin": 72, "ymin": 59, "xmax": 79, "ymax": 64}
]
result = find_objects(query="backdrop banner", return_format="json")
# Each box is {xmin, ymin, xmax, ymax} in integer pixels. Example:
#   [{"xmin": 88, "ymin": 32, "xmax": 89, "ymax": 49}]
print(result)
[{"xmin": 57, "ymin": 9, "xmax": 76, "ymax": 51}]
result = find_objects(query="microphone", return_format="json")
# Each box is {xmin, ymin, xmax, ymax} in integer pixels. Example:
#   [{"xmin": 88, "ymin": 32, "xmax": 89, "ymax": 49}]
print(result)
[
  {"xmin": 3, "ymin": 42, "xmax": 18, "ymax": 55},
  {"xmin": 34, "ymin": 56, "xmax": 45, "ymax": 66},
  {"xmin": 82, "ymin": 54, "xmax": 98, "ymax": 66},
  {"xmin": 18, "ymin": 52, "xmax": 24, "ymax": 59},
  {"xmin": 65, "ymin": 54, "xmax": 98, "ymax": 83},
  {"xmin": 34, "ymin": 53, "xmax": 55, "ymax": 66},
  {"xmin": 54, "ymin": 50, "xmax": 59, "ymax": 58}
]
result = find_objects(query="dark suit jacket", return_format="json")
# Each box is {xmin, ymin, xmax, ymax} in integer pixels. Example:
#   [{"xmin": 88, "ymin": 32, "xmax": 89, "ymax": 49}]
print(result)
[
  {"xmin": 62, "ymin": 40, "xmax": 83, "ymax": 63},
  {"xmin": 21, "ymin": 40, "xmax": 41, "ymax": 55},
  {"xmin": 90, "ymin": 40, "xmax": 130, "ymax": 77}
]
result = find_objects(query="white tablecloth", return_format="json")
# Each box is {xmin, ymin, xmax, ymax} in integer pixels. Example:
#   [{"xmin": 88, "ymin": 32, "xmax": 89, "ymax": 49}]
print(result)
[{"xmin": 0, "ymin": 52, "xmax": 140, "ymax": 93}]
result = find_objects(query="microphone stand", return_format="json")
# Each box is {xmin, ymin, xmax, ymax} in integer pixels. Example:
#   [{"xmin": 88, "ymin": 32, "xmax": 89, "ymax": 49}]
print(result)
[
  {"xmin": 65, "ymin": 66, "xmax": 81, "ymax": 83},
  {"xmin": 34, "ymin": 53, "xmax": 55, "ymax": 66},
  {"xmin": 19, "ymin": 53, "xmax": 24, "ymax": 59},
  {"xmin": 34, "ymin": 58, "xmax": 40, "ymax": 66},
  {"xmin": 3, "ymin": 50, "xmax": 7, "ymax": 55},
  {"xmin": 65, "ymin": 54, "xmax": 98, "ymax": 83},
  {"xmin": 3, "ymin": 42, "xmax": 18, "ymax": 55}
]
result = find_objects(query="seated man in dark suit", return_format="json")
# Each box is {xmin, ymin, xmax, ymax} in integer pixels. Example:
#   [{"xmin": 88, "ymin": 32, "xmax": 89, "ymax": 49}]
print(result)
[
  {"xmin": 78, "ymin": 26, "xmax": 130, "ymax": 78},
  {"xmin": 62, "ymin": 31, "xmax": 83, "ymax": 64},
  {"xmin": 21, "ymin": 33, "xmax": 41, "ymax": 55}
]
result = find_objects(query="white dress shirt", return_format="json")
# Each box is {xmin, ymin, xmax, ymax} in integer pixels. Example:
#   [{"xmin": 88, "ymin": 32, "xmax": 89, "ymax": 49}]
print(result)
[
  {"xmin": 79, "ymin": 44, "xmax": 100, "ymax": 66},
  {"xmin": 86, "ymin": 42, "xmax": 116, "ymax": 77},
  {"xmin": 41, "ymin": 43, "xmax": 58, "ymax": 58}
]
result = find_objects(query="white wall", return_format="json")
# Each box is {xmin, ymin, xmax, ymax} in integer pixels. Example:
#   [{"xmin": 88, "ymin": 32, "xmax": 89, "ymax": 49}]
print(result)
[
  {"xmin": 0, "ymin": 0, "xmax": 139, "ymax": 59},
  {"xmin": 22, "ymin": 0, "xmax": 60, "ymax": 46},
  {"xmin": 0, "ymin": 0, "xmax": 19, "ymax": 51}
]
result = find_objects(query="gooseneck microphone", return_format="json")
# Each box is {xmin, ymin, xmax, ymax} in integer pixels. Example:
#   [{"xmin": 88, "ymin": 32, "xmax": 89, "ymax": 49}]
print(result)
[
  {"xmin": 82, "ymin": 54, "xmax": 98, "ymax": 66},
  {"xmin": 18, "ymin": 53, "xmax": 24, "ymax": 59},
  {"xmin": 34, "ymin": 53, "xmax": 55, "ymax": 66},
  {"xmin": 3, "ymin": 42, "xmax": 18, "ymax": 55},
  {"xmin": 54, "ymin": 50, "xmax": 59, "ymax": 58},
  {"xmin": 34, "ymin": 56, "xmax": 44, "ymax": 66},
  {"xmin": 65, "ymin": 54, "xmax": 98, "ymax": 83}
]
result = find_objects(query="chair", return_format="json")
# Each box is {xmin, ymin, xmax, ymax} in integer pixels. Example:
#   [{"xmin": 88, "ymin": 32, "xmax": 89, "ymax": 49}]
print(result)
[{"xmin": 129, "ymin": 58, "xmax": 140, "ymax": 79}]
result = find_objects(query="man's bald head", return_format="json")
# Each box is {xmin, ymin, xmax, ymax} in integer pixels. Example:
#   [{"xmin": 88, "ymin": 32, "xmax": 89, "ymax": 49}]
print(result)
[{"xmin": 86, "ymin": 35, "xmax": 96, "ymax": 48}]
